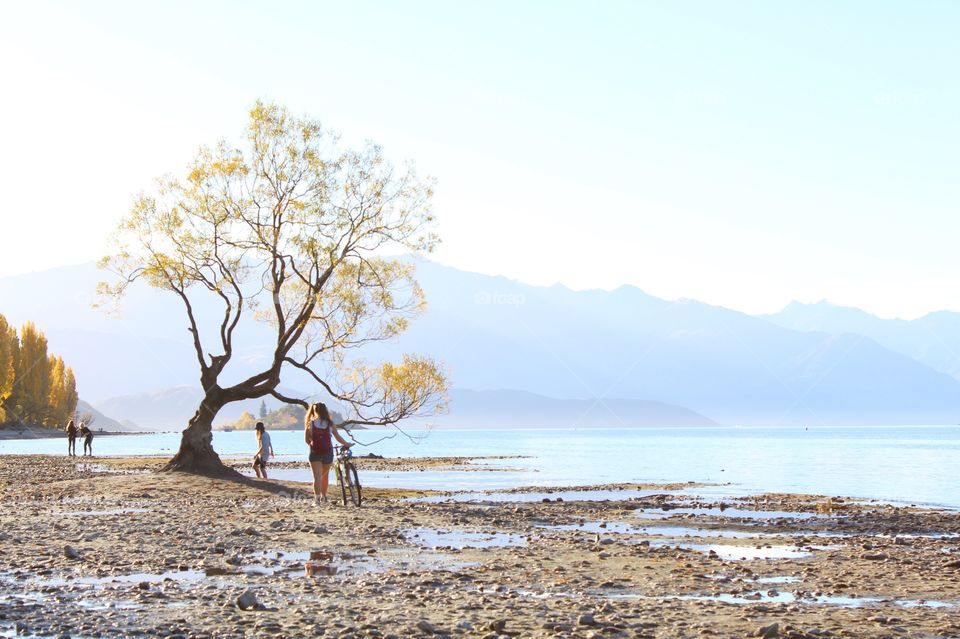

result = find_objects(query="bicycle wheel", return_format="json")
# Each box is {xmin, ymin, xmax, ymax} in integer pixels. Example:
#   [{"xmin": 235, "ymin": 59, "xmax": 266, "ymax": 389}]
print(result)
[
  {"xmin": 346, "ymin": 462, "xmax": 362, "ymax": 506},
  {"xmin": 335, "ymin": 463, "xmax": 348, "ymax": 506}
]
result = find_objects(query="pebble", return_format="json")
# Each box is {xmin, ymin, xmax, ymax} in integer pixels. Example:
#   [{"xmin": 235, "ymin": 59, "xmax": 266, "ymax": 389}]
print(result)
[
  {"xmin": 860, "ymin": 552, "xmax": 887, "ymax": 561},
  {"xmin": 6, "ymin": 456, "xmax": 960, "ymax": 639}
]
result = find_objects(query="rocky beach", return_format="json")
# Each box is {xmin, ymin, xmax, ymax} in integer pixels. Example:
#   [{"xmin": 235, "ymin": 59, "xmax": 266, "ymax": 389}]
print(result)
[{"xmin": 2, "ymin": 454, "xmax": 959, "ymax": 639}]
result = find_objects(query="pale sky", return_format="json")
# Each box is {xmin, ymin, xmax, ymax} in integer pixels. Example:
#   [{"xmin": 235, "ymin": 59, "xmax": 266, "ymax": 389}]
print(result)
[{"xmin": 1, "ymin": 1, "xmax": 958, "ymax": 319}]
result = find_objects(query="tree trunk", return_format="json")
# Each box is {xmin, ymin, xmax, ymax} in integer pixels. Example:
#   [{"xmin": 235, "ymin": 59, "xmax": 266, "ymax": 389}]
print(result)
[{"xmin": 163, "ymin": 390, "xmax": 240, "ymax": 477}]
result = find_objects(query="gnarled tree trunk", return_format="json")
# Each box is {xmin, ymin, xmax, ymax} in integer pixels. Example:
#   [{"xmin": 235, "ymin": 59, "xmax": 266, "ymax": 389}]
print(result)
[{"xmin": 163, "ymin": 388, "xmax": 240, "ymax": 477}]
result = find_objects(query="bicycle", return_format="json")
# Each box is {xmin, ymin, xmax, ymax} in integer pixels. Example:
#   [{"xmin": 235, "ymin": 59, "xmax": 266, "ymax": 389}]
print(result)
[{"xmin": 333, "ymin": 445, "xmax": 362, "ymax": 506}]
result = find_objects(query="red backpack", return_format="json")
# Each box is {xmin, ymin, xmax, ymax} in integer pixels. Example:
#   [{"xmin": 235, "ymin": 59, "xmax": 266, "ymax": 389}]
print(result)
[{"xmin": 310, "ymin": 419, "xmax": 332, "ymax": 455}]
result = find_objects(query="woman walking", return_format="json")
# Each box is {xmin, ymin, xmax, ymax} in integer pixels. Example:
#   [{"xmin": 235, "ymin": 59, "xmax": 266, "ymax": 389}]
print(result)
[
  {"xmin": 304, "ymin": 402, "xmax": 351, "ymax": 505},
  {"xmin": 252, "ymin": 422, "xmax": 274, "ymax": 479},
  {"xmin": 79, "ymin": 421, "xmax": 93, "ymax": 456},
  {"xmin": 65, "ymin": 419, "xmax": 77, "ymax": 457}
]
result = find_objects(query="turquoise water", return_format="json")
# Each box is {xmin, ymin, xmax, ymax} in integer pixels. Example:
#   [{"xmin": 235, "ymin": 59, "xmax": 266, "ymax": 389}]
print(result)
[{"xmin": 3, "ymin": 426, "xmax": 958, "ymax": 509}]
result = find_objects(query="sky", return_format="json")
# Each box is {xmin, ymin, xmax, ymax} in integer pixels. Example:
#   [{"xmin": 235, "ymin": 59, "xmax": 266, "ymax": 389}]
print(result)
[{"xmin": 0, "ymin": 0, "xmax": 958, "ymax": 319}]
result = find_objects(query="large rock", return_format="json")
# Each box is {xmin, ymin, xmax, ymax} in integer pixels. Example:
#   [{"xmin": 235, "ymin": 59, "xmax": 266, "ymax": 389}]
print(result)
[
  {"xmin": 415, "ymin": 620, "xmax": 439, "ymax": 634},
  {"xmin": 236, "ymin": 590, "xmax": 261, "ymax": 611},
  {"xmin": 578, "ymin": 613, "xmax": 597, "ymax": 626},
  {"xmin": 756, "ymin": 623, "xmax": 779, "ymax": 638}
]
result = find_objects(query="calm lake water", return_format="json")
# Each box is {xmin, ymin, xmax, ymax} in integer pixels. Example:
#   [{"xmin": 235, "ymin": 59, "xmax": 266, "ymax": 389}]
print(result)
[{"xmin": 3, "ymin": 426, "xmax": 958, "ymax": 509}]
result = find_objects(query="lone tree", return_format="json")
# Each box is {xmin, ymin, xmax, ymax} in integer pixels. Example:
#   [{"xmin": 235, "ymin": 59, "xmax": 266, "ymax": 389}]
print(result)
[{"xmin": 99, "ymin": 101, "xmax": 447, "ymax": 475}]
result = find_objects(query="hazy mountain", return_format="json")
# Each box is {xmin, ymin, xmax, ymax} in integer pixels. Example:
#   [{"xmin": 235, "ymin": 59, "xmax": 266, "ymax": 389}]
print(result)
[
  {"xmin": 763, "ymin": 301, "xmax": 960, "ymax": 381},
  {"xmin": 420, "ymin": 389, "xmax": 716, "ymax": 428},
  {"xmin": 0, "ymin": 263, "xmax": 281, "ymax": 403},
  {"xmin": 357, "ymin": 259, "xmax": 960, "ymax": 425},
  {"xmin": 75, "ymin": 399, "xmax": 135, "ymax": 432},
  {"xmin": 5, "ymin": 260, "xmax": 960, "ymax": 426},
  {"xmin": 94, "ymin": 386, "xmax": 311, "ymax": 431}
]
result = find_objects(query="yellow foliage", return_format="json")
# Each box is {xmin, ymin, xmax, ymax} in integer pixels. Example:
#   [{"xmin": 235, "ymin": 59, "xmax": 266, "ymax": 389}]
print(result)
[
  {"xmin": 0, "ymin": 315, "xmax": 17, "ymax": 423},
  {"xmin": 0, "ymin": 317, "xmax": 77, "ymax": 428},
  {"xmin": 97, "ymin": 100, "xmax": 447, "ymax": 437}
]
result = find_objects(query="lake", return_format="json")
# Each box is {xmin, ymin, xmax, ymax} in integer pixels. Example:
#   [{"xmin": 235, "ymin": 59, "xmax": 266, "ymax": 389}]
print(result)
[{"xmin": 2, "ymin": 426, "xmax": 958, "ymax": 509}]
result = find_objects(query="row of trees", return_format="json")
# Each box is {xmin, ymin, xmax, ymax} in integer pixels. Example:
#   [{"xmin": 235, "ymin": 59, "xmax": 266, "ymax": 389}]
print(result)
[
  {"xmin": 224, "ymin": 403, "xmax": 307, "ymax": 431},
  {"xmin": 0, "ymin": 314, "xmax": 78, "ymax": 428}
]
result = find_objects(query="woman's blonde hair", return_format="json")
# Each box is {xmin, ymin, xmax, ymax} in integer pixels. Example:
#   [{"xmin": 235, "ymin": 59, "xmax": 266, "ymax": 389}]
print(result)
[{"xmin": 304, "ymin": 402, "xmax": 332, "ymax": 428}]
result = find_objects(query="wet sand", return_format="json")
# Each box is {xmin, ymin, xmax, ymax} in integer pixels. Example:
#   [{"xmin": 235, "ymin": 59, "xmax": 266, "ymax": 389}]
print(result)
[{"xmin": 2, "ymin": 454, "xmax": 959, "ymax": 638}]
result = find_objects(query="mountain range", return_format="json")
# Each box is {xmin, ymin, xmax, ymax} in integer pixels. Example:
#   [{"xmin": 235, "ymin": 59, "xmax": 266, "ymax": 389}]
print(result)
[
  {"xmin": 2, "ymin": 259, "xmax": 960, "ymax": 429},
  {"xmin": 762, "ymin": 301, "xmax": 960, "ymax": 381}
]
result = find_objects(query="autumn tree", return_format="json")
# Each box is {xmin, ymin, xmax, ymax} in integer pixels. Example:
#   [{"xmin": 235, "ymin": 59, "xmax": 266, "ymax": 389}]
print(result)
[
  {"xmin": 64, "ymin": 368, "xmax": 78, "ymax": 422},
  {"xmin": 0, "ymin": 315, "xmax": 17, "ymax": 423},
  {"xmin": 15, "ymin": 322, "xmax": 51, "ymax": 426},
  {"xmin": 0, "ymin": 317, "xmax": 78, "ymax": 428},
  {"xmin": 47, "ymin": 355, "xmax": 79, "ymax": 427},
  {"xmin": 230, "ymin": 411, "xmax": 258, "ymax": 431},
  {"xmin": 99, "ymin": 101, "xmax": 447, "ymax": 475}
]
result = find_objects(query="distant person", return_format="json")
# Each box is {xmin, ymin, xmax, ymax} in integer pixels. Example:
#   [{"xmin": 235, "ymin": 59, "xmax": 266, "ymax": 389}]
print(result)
[
  {"xmin": 65, "ymin": 419, "xmax": 77, "ymax": 457},
  {"xmin": 79, "ymin": 422, "xmax": 93, "ymax": 456},
  {"xmin": 304, "ymin": 402, "xmax": 351, "ymax": 505},
  {"xmin": 252, "ymin": 422, "xmax": 274, "ymax": 479}
]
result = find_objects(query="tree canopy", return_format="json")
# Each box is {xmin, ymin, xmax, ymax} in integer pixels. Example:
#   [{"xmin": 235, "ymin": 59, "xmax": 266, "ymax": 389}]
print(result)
[
  {"xmin": 0, "ymin": 315, "xmax": 78, "ymax": 429},
  {"xmin": 99, "ymin": 101, "xmax": 447, "ymax": 474}
]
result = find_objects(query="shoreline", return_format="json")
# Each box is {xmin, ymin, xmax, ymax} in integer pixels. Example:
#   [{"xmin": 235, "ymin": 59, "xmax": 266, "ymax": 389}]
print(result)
[
  {"xmin": 1, "ymin": 454, "xmax": 958, "ymax": 638},
  {"xmin": 0, "ymin": 428, "xmax": 150, "ymax": 440},
  {"xmin": 8, "ymin": 450, "xmax": 959, "ymax": 513}
]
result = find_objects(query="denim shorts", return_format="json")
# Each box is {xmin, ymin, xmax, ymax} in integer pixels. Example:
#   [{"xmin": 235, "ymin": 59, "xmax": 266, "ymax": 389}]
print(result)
[{"xmin": 309, "ymin": 451, "xmax": 334, "ymax": 464}]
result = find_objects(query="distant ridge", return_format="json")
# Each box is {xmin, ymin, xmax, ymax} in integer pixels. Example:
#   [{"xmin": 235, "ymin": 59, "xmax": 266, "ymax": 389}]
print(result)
[
  {"xmin": 75, "ymin": 399, "xmax": 136, "ymax": 432},
  {"xmin": 763, "ymin": 300, "xmax": 960, "ymax": 381},
  {"xmin": 93, "ymin": 386, "xmax": 312, "ymax": 431},
  {"xmin": 5, "ymin": 259, "xmax": 960, "ymax": 426},
  {"xmin": 423, "ymin": 389, "xmax": 717, "ymax": 428}
]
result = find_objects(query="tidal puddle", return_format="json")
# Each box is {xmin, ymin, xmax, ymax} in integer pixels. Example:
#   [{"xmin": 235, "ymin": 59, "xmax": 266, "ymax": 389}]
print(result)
[
  {"xmin": 700, "ymin": 574, "xmax": 800, "ymax": 585},
  {"xmin": 241, "ymin": 564, "xmax": 298, "ymax": 577},
  {"xmin": 413, "ymin": 488, "xmax": 678, "ymax": 504},
  {"xmin": 0, "ymin": 630, "xmax": 92, "ymax": 639},
  {"xmin": 754, "ymin": 575, "xmax": 801, "ymax": 584},
  {"xmin": 74, "ymin": 463, "xmax": 146, "ymax": 476},
  {"xmin": 668, "ymin": 543, "xmax": 816, "ymax": 560},
  {"xmin": 541, "ymin": 520, "xmax": 765, "ymax": 539},
  {"xmin": 264, "ymin": 468, "xmax": 533, "ymax": 491},
  {"xmin": 57, "ymin": 508, "xmax": 151, "ymax": 517},
  {"xmin": 636, "ymin": 507, "xmax": 828, "ymax": 521},
  {"xmin": 404, "ymin": 528, "xmax": 526, "ymax": 549},
  {"xmin": 250, "ymin": 547, "xmax": 478, "ymax": 576},
  {"xmin": 38, "ymin": 570, "xmax": 209, "ymax": 587},
  {"xmin": 665, "ymin": 591, "xmax": 956, "ymax": 608},
  {"xmin": 83, "ymin": 599, "xmax": 142, "ymax": 611}
]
